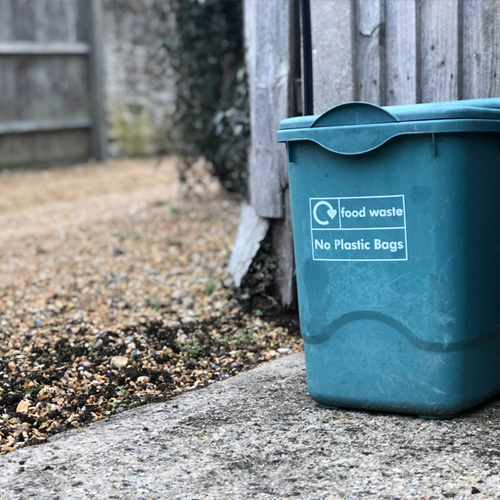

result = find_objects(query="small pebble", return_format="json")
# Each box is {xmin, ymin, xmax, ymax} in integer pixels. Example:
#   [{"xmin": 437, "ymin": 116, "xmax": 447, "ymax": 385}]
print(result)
[
  {"xmin": 16, "ymin": 400, "xmax": 30, "ymax": 414},
  {"xmin": 182, "ymin": 297, "xmax": 194, "ymax": 307},
  {"xmin": 111, "ymin": 356, "xmax": 128, "ymax": 369}
]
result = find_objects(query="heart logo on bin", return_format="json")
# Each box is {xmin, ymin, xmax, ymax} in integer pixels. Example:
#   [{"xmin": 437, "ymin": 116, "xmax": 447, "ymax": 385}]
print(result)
[{"xmin": 313, "ymin": 201, "xmax": 337, "ymax": 226}]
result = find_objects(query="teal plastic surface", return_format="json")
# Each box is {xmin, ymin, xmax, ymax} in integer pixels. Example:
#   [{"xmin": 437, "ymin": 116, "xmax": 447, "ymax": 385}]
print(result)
[
  {"xmin": 278, "ymin": 98, "xmax": 500, "ymax": 155},
  {"xmin": 278, "ymin": 98, "xmax": 500, "ymax": 416}
]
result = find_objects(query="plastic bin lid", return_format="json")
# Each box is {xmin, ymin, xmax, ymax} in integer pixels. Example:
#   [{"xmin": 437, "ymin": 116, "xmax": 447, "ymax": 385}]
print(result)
[{"xmin": 277, "ymin": 98, "xmax": 500, "ymax": 155}]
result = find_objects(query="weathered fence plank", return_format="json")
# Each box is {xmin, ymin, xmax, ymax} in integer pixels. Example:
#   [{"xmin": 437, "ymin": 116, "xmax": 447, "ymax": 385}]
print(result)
[
  {"xmin": 310, "ymin": 0, "xmax": 355, "ymax": 113},
  {"xmin": 0, "ymin": 118, "xmax": 90, "ymax": 135},
  {"xmin": 462, "ymin": 0, "xmax": 500, "ymax": 99},
  {"xmin": 34, "ymin": 0, "xmax": 78, "ymax": 42},
  {"xmin": 245, "ymin": 0, "xmax": 296, "ymax": 219},
  {"xmin": 0, "ymin": 130, "xmax": 90, "ymax": 169},
  {"xmin": 10, "ymin": 0, "xmax": 36, "ymax": 41},
  {"xmin": 418, "ymin": 0, "xmax": 459, "ymax": 103},
  {"xmin": 229, "ymin": 203, "xmax": 270, "ymax": 287},
  {"xmin": 355, "ymin": 0, "xmax": 385, "ymax": 104},
  {"xmin": 0, "ymin": 56, "xmax": 89, "ymax": 122},
  {"xmin": 0, "ymin": 0, "xmax": 81, "ymax": 42},
  {"xmin": 0, "ymin": 42, "xmax": 89, "ymax": 54},
  {"xmin": 385, "ymin": 0, "xmax": 417, "ymax": 105},
  {"xmin": 0, "ymin": 0, "xmax": 106, "ymax": 167},
  {"xmin": 271, "ymin": 188, "xmax": 296, "ymax": 307},
  {"xmin": 234, "ymin": 0, "xmax": 299, "ymax": 307},
  {"xmin": 88, "ymin": 0, "xmax": 107, "ymax": 161},
  {"xmin": 0, "ymin": 0, "xmax": 12, "ymax": 41}
]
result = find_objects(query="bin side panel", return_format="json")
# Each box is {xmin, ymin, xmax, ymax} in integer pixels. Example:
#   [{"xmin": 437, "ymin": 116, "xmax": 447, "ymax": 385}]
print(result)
[
  {"xmin": 288, "ymin": 132, "xmax": 500, "ymax": 415},
  {"xmin": 304, "ymin": 321, "xmax": 500, "ymax": 416}
]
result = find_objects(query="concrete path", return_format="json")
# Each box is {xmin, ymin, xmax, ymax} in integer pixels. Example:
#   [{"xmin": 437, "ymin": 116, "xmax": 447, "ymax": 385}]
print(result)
[{"xmin": 1, "ymin": 353, "xmax": 499, "ymax": 499}]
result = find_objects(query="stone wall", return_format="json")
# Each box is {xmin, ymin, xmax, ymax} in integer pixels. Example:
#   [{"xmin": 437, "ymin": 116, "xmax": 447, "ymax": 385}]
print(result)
[{"xmin": 102, "ymin": 0, "xmax": 176, "ymax": 157}]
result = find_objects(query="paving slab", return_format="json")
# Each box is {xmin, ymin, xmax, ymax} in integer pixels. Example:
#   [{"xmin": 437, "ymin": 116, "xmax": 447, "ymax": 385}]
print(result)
[{"xmin": 1, "ymin": 352, "xmax": 500, "ymax": 500}]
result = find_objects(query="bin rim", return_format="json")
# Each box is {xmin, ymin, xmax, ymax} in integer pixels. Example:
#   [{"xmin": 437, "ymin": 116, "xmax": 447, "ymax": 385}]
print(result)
[
  {"xmin": 277, "ymin": 98, "xmax": 500, "ymax": 155},
  {"xmin": 279, "ymin": 98, "xmax": 500, "ymax": 130}
]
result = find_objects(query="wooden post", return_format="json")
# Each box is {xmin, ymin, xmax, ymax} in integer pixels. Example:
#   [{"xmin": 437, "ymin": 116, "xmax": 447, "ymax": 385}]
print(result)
[
  {"xmin": 88, "ymin": 0, "xmax": 107, "ymax": 162},
  {"xmin": 230, "ymin": 0, "xmax": 299, "ymax": 308},
  {"xmin": 245, "ymin": 0, "xmax": 297, "ymax": 220}
]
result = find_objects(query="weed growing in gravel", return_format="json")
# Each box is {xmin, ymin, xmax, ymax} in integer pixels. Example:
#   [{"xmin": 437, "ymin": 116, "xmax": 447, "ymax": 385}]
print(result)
[
  {"xmin": 234, "ymin": 327, "xmax": 256, "ymax": 348},
  {"xmin": 116, "ymin": 386, "xmax": 130, "ymax": 399},
  {"xmin": 204, "ymin": 280, "xmax": 216, "ymax": 296},
  {"xmin": 145, "ymin": 295, "xmax": 161, "ymax": 310},
  {"xmin": 174, "ymin": 334, "xmax": 204, "ymax": 359},
  {"xmin": 87, "ymin": 343, "xmax": 97, "ymax": 360},
  {"xmin": 186, "ymin": 342, "xmax": 203, "ymax": 359},
  {"xmin": 23, "ymin": 385, "xmax": 43, "ymax": 396}
]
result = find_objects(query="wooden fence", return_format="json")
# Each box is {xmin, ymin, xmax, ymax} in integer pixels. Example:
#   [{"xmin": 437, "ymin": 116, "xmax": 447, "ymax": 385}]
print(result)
[
  {"xmin": 0, "ymin": 0, "xmax": 106, "ymax": 169},
  {"xmin": 312, "ymin": 0, "xmax": 500, "ymax": 111},
  {"xmin": 239, "ymin": 0, "xmax": 500, "ymax": 307}
]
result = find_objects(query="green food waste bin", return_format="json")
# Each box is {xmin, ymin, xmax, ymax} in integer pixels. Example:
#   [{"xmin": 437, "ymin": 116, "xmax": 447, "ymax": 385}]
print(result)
[{"xmin": 277, "ymin": 98, "xmax": 500, "ymax": 417}]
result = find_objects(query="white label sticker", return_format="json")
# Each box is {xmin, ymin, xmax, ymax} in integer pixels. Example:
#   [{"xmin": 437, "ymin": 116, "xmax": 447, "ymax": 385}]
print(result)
[{"xmin": 310, "ymin": 195, "xmax": 408, "ymax": 262}]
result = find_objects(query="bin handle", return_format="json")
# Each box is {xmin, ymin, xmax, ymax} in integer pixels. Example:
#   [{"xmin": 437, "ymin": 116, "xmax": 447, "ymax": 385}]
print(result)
[
  {"xmin": 302, "ymin": 102, "xmax": 404, "ymax": 155},
  {"xmin": 311, "ymin": 102, "xmax": 398, "ymax": 128}
]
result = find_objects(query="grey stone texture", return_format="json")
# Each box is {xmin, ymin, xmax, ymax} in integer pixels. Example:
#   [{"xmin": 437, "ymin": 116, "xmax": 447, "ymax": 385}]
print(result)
[
  {"xmin": 1, "ymin": 353, "xmax": 500, "ymax": 499},
  {"xmin": 103, "ymin": 2, "xmax": 176, "ymax": 157}
]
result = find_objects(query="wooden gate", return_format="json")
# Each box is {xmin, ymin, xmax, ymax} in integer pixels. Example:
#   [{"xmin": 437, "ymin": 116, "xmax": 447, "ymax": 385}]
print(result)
[{"xmin": 0, "ymin": 0, "xmax": 106, "ymax": 169}]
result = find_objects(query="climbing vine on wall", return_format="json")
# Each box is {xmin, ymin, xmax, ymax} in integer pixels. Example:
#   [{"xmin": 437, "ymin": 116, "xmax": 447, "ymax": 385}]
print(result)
[{"xmin": 155, "ymin": 0, "xmax": 249, "ymax": 195}]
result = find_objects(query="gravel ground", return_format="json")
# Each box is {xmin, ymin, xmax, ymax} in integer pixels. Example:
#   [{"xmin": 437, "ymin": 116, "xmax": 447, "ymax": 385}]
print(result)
[
  {"xmin": 0, "ymin": 353, "xmax": 499, "ymax": 500},
  {"xmin": 0, "ymin": 158, "xmax": 302, "ymax": 454}
]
